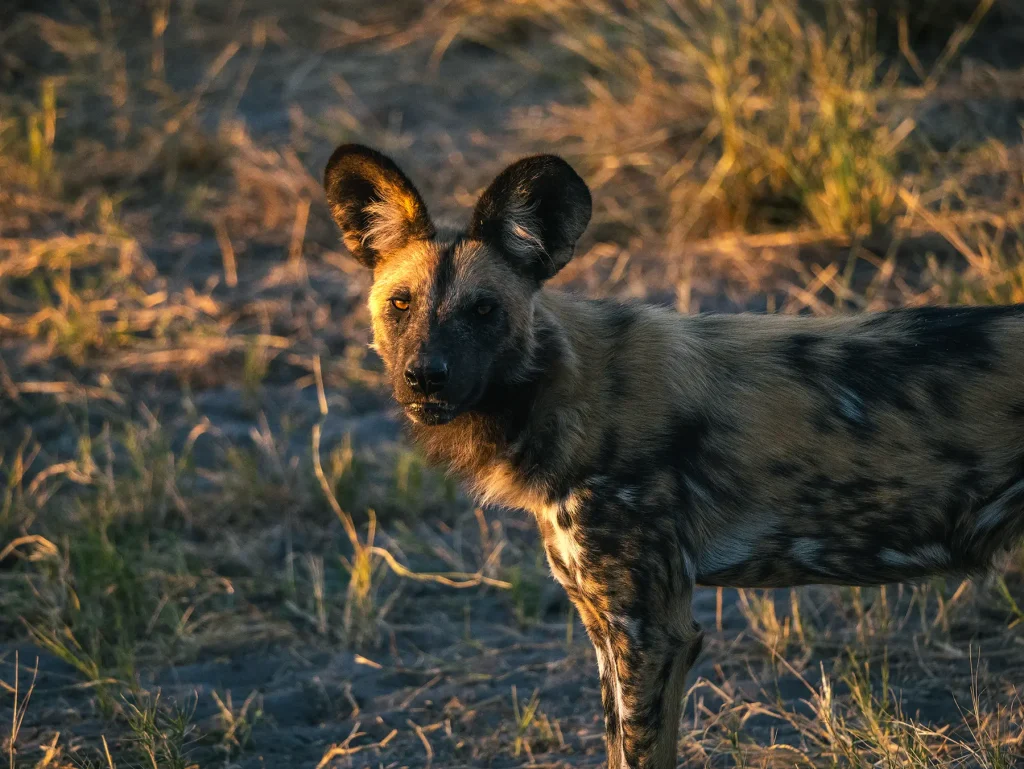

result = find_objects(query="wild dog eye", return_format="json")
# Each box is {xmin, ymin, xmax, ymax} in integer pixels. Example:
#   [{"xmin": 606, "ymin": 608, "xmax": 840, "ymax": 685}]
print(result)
[
  {"xmin": 476, "ymin": 302, "xmax": 493, "ymax": 316},
  {"xmin": 390, "ymin": 297, "xmax": 410, "ymax": 311}
]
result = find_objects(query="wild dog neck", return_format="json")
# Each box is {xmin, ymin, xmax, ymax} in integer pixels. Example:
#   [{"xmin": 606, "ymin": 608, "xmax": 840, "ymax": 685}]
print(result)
[{"xmin": 408, "ymin": 290, "xmax": 601, "ymax": 513}]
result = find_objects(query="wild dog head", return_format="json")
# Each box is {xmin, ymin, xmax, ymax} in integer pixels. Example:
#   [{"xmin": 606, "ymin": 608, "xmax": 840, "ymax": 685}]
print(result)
[{"xmin": 324, "ymin": 144, "xmax": 591, "ymax": 426}]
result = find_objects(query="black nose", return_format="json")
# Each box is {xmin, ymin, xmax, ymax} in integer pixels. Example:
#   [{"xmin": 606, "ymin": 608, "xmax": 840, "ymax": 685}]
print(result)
[{"xmin": 404, "ymin": 357, "xmax": 449, "ymax": 396}]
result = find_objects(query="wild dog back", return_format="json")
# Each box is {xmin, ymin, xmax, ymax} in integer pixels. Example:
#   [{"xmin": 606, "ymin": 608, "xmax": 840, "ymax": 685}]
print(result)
[{"xmin": 589, "ymin": 302, "xmax": 1024, "ymax": 589}]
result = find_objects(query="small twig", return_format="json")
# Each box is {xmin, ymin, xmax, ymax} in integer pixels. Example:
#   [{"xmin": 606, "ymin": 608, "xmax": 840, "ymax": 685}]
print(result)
[
  {"xmin": 288, "ymin": 196, "xmax": 312, "ymax": 284},
  {"xmin": 316, "ymin": 722, "xmax": 397, "ymax": 768},
  {"xmin": 13, "ymin": 381, "xmax": 124, "ymax": 404},
  {"xmin": 214, "ymin": 220, "xmax": 237, "ymax": 288},
  {"xmin": 369, "ymin": 545, "xmax": 511, "ymax": 590},
  {"xmin": 313, "ymin": 355, "xmax": 328, "ymax": 416},
  {"xmin": 101, "ymin": 735, "xmax": 116, "ymax": 769},
  {"xmin": 0, "ymin": 358, "xmax": 22, "ymax": 403},
  {"xmin": 312, "ymin": 423, "xmax": 360, "ymax": 551},
  {"xmin": 716, "ymin": 587, "xmax": 723, "ymax": 634},
  {"xmin": 897, "ymin": 187, "xmax": 982, "ymax": 265},
  {"xmin": 313, "ymin": 424, "xmax": 510, "ymax": 590},
  {"xmin": 398, "ymin": 673, "xmax": 442, "ymax": 711},
  {"xmin": 407, "ymin": 719, "xmax": 433, "ymax": 767},
  {"xmin": 0, "ymin": 535, "xmax": 59, "ymax": 564}
]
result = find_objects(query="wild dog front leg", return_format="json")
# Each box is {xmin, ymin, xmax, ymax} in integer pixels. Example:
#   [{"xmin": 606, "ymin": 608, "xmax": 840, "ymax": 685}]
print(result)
[
  {"xmin": 542, "ymin": 542, "xmax": 626, "ymax": 766},
  {"xmin": 541, "ymin": 532, "xmax": 700, "ymax": 768},
  {"xmin": 606, "ymin": 609, "xmax": 703, "ymax": 769},
  {"xmin": 574, "ymin": 594, "xmax": 628, "ymax": 768},
  {"xmin": 573, "ymin": 587, "xmax": 702, "ymax": 769}
]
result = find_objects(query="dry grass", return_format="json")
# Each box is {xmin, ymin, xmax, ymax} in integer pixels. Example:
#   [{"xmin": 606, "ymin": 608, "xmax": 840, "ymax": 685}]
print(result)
[{"xmin": 1, "ymin": 0, "xmax": 1023, "ymax": 766}]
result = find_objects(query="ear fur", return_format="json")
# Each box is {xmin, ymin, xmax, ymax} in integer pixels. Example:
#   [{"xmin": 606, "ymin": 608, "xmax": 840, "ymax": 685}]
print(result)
[
  {"xmin": 323, "ymin": 144, "xmax": 434, "ymax": 267},
  {"xmin": 469, "ymin": 155, "xmax": 592, "ymax": 282}
]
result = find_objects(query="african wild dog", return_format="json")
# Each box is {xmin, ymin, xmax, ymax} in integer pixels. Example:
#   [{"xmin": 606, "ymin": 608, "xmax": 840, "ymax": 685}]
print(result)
[{"xmin": 323, "ymin": 143, "xmax": 1024, "ymax": 769}]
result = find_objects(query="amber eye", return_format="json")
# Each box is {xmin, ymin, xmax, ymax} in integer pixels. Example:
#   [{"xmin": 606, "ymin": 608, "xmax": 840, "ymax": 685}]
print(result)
[
  {"xmin": 390, "ymin": 298, "xmax": 410, "ymax": 312},
  {"xmin": 476, "ymin": 303, "xmax": 493, "ymax": 316}
]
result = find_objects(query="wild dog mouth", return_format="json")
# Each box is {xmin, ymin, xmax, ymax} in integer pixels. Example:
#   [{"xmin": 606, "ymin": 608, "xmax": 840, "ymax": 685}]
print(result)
[{"xmin": 404, "ymin": 402, "xmax": 458, "ymax": 426}]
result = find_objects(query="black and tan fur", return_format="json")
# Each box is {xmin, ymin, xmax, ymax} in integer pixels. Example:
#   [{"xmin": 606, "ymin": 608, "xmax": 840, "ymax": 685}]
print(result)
[{"xmin": 324, "ymin": 144, "xmax": 1024, "ymax": 769}]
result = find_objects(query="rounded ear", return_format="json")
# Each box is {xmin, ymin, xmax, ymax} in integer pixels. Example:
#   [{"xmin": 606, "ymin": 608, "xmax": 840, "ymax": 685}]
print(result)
[
  {"xmin": 468, "ymin": 155, "xmax": 592, "ymax": 282},
  {"xmin": 323, "ymin": 144, "xmax": 434, "ymax": 268}
]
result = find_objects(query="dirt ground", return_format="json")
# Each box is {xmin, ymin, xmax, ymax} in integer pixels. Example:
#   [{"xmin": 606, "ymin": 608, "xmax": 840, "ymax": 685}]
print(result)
[{"xmin": 2, "ymin": 1, "xmax": 1023, "ymax": 767}]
